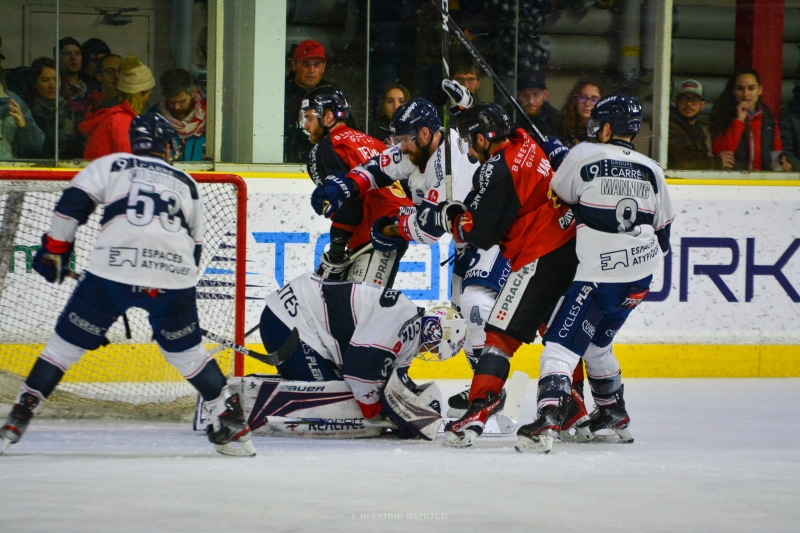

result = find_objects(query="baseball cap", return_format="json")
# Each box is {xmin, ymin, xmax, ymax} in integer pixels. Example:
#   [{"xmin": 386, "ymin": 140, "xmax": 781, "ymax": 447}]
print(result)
[
  {"xmin": 677, "ymin": 79, "xmax": 704, "ymax": 100},
  {"xmin": 517, "ymin": 70, "xmax": 547, "ymax": 91},
  {"xmin": 293, "ymin": 40, "xmax": 326, "ymax": 62}
]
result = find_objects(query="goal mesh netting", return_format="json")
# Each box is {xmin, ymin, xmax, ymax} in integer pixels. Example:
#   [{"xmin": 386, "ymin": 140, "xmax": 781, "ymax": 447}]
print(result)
[{"xmin": 0, "ymin": 170, "xmax": 246, "ymax": 420}]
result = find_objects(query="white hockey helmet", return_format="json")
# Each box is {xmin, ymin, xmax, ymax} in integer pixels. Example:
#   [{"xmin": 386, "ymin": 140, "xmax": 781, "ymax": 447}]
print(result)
[{"xmin": 418, "ymin": 305, "xmax": 467, "ymax": 362}]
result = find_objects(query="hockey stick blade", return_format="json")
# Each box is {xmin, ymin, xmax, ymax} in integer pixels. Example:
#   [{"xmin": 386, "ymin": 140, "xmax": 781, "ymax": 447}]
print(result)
[
  {"xmin": 428, "ymin": 0, "xmax": 549, "ymax": 150},
  {"xmin": 201, "ymin": 327, "xmax": 300, "ymax": 366},
  {"xmin": 495, "ymin": 371, "xmax": 529, "ymax": 433}
]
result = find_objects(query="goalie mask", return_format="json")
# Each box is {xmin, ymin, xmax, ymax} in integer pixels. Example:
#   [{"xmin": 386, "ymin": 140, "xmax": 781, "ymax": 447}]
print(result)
[{"xmin": 417, "ymin": 306, "xmax": 466, "ymax": 362}]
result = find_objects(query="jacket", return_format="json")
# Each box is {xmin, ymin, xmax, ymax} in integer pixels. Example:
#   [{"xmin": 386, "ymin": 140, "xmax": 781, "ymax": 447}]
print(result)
[
  {"xmin": 29, "ymin": 96, "xmax": 81, "ymax": 160},
  {"xmin": 711, "ymin": 103, "xmax": 781, "ymax": 171},
  {"xmin": 79, "ymin": 100, "xmax": 137, "ymax": 160},
  {"xmin": 527, "ymin": 101, "xmax": 561, "ymax": 139},
  {"xmin": 668, "ymin": 107, "xmax": 721, "ymax": 170},
  {"xmin": 780, "ymin": 104, "xmax": 800, "ymax": 170},
  {"xmin": 0, "ymin": 88, "xmax": 45, "ymax": 159}
]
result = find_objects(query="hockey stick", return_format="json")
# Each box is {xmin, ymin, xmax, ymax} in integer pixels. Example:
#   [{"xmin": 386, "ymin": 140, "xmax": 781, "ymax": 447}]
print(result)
[
  {"xmin": 62, "ymin": 271, "xmax": 296, "ymax": 366},
  {"xmin": 428, "ymin": 0, "xmax": 549, "ymax": 149},
  {"xmin": 440, "ymin": 0, "xmax": 453, "ymax": 202}
]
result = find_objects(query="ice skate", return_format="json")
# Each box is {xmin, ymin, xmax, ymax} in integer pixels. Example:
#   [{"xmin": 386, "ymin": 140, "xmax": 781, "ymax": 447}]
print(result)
[
  {"xmin": 589, "ymin": 385, "xmax": 633, "ymax": 443},
  {"xmin": 515, "ymin": 394, "xmax": 571, "ymax": 454},
  {"xmin": 1, "ymin": 392, "xmax": 40, "ymax": 455},
  {"xmin": 446, "ymin": 387, "xmax": 471, "ymax": 418},
  {"xmin": 559, "ymin": 384, "xmax": 592, "ymax": 442},
  {"xmin": 206, "ymin": 393, "xmax": 257, "ymax": 457},
  {"xmin": 443, "ymin": 391, "xmax": 504, "ymax": 448}
]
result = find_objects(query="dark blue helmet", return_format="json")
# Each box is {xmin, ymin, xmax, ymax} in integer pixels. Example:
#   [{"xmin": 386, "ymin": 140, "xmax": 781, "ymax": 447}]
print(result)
[
  {"xmin": 129, "ymin": 113, "xmax": 181, "ymax": 160},
  {"xmin": 390, "ymin": 98, "xmax": 442, "ymax": 140},
  {"xmin": 588, "ymin": 94, "xmax": 642, "ymax": 137}
]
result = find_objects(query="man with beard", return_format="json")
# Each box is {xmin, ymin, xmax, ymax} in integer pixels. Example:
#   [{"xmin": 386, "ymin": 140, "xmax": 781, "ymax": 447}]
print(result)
[
  {"xmin": 151, "ymin": 68, "xmax": 206, "ymax": 161},
  {"xmin": 668, "ymin": 80, "xmax": 734, "ymax": 170}
]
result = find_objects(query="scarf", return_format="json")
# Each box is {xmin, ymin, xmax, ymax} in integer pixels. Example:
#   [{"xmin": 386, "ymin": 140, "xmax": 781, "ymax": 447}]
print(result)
[
  {"xmin": 60, "ymin": 79, "xmax": 88, "ymax": 102},
  {"xmin": 158, "ymin": 90, "xmax": 206, "ymax": 140}
]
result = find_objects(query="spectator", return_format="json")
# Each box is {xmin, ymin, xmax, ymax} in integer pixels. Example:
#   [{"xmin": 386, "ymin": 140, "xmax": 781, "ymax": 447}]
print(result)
[
  {"xmin": 23, "ymin": 57, "xmax": 80, "ymax": 160},
  {"xmin": 80, "ymin": 38, "xmax": 111, "ymax": 93},
  {"xmin": 0, "ymin": 83, "xmax": 45, "ymax": 160},
  {"xmin": 368, "ymin": 83, "xmax": 410, "ymax": 143},
  {"xmin": 285, "ymin": 40, "xmax": 331, "ymax": 162},
  {"xmin": 80, "ymin": 55, "xmax": 154, "ymax": 160},
  {"xmin": 516, "ymin": 70, "xmax": 560, "ymax": 138},
  {"xmin": 558, "ymin": 78, "xmax": 603, "ymax": 148},
  {"xmin": 780, "ymin": 84, "xmax": 800, "ymax": 170},
  {"xmin": 710, "ymin": 69, "xmax": 790, "ymax": 171},
  {"xmin": 149, "ymin": 68, "xmax": 206, "ymax": 161},
  {"xmin": 86, "ymin": 54, "xmax": 122, "ymax": 112},
  {"xmin": 668, "ymin": 79, "xmax": 732, "ymax": 170},
  {"xmin": 58, "ymin": 37, "xmax": 87, "ymax": 103},
  {"xmin": 1, "ymin": 35, "xmax": 27, "ymax": 97}
]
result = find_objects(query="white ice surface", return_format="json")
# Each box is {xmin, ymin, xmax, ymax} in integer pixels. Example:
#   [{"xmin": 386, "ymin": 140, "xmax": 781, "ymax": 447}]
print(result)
[{"xmin": 1, "ymin": 378, "xmax": 799, "ymax": 533}]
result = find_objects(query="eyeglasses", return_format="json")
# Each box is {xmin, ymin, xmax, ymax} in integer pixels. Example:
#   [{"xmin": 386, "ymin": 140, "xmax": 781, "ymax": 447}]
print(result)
[
  {"xmin": 577, "ymin": 94, "xmax": 600, "ymax": 105},
  {"xmin": 676, "ymin": 94, "xmax": 704, "ymax": 104},
  {"xmin": 454, "ymin": 76, "xmax": 479, "ymax": 86}
]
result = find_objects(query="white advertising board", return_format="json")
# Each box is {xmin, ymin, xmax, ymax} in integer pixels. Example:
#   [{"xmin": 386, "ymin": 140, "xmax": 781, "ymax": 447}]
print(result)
[{"xmin": 244, "ymin": 179, "xmax": 800, "ymax": 344}]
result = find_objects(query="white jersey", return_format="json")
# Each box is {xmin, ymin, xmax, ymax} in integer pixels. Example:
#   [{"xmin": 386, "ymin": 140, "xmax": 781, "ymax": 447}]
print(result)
[
  {"xmin": 49, "ymin": 153, "xmax": 204, "ymax": 289},
  {"xmin": 263, "ymin": 273, "xmax": 421, "ymax": 413},
  {"xmin": 551, "ymin": 141, "xmax": 674, "ymax": 283}
]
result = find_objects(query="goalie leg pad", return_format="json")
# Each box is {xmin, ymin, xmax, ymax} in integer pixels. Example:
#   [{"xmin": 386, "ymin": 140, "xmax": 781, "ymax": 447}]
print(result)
[
  {"xmin": 347, "ymin": 245, "xmax": 405, "ymax": 288},
  {"xmin": 380, "ymin": 369, "xmax": 442, "ymax": 441}
]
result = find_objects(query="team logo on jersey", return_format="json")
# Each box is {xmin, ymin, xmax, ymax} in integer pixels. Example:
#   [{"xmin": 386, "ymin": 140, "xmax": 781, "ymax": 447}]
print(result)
[
  {"xmin": 427, "ymin": 190, "xmax": 438, "ymax": 202},
  {"xmin": 600, "ymin": 250, "xmax": 629, "ymax": 270},
  {"xmin": 415, "ymin": 188, "xmax": 425, "ymax": 199},
  {"xmin": 381, "ymin": 153, "xmax": 391, "ymax": 168},
  {"xmin": 392, "ymin": 150, "xmax": 402, "ymax": 164},
  {"xmin": 620, "ymin": 289, "xmax": 650, "ymax": 308},
  {"xmin": 109, "ymin": 247, "xmax": 138, "ymax": 267}
]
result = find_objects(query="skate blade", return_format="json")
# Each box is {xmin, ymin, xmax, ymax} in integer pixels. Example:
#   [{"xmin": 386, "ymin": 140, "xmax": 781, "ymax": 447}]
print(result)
[
  {"xmin": 442, "ymin": 429, "xmax": 478, "ymax": 448},
  {"xmin": 446, "ymin": 408, "xmax": 466, "ymax": 418},
  {"xmin": 559, "ymin": 425, "xmax": 593, "ymax": 443},
  {"xmin": 0, "ymin": 437, "xmax": 11, "ymax": 455},
  {"xmin": 214, "ymin": 438, "xmax": 257, "ymax": 457},
  {"xmin": 614, "ymin": 427, "xmax": 634, "ymax": 443},
  {"xmin": 515, "ymin": 434, "xmax": 554, "ymax": 454}
]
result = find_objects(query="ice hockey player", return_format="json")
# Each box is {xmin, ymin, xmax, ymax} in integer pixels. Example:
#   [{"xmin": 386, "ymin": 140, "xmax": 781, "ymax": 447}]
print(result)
[
  {"xmin": 303, "ymin": 85, "xmax": 414, "ymax": 286},
  {"xmin": 310, "ymin": 94, "xmax": 511, "ymax": 413},
  {"xmin": 0, "ymin": 114, "xmax": 255, "ymax": 457},
  {"xmin": 428, "ymin": 103, "xmax": 583, "ymax": 448},
  {"xmin": 259, "ymin": 272, "xmax": 467, "ymax": 439},
  {"xmin": 515, "ymin": 95, "xmax": 674, "ymax": 453}
]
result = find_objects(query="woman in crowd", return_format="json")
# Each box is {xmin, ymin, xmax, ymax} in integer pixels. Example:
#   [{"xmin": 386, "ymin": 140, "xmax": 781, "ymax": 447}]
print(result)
[
  {"xmin": 79, "ymin": 55, "xmax": 154, "ymax": 160},
  {"xmin": 368, "ymin": 83, "xmax": 410, "ymax": 143},
  {"xmin": 710, "ymin": 69, "xmax": 790, "ymax": 171},
  {"xmin": 557, "ymin": 78, "xmax": 603, "ymax": 148},
  {"xmin": 23, "ymin": 57, "xmax": 80, "ymax": 159}
]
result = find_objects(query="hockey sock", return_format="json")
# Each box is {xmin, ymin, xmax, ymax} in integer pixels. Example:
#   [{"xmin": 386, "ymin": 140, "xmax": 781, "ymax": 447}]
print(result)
[
  {"xmin": 24, "ymin": 357, "xmax": 65, "ymax": 399},
  {"xmin": 485, "ymin": 331, "xmax": 521, "ymax": 356},
  {"xmin": 188, "ymin": 360, "xmax": 228, "ymax": 401},
  {"xmin": 537, "ymin": 374, "xmax": 571, "ymax": 410},
  {"xmin": 572, "ymin": 359, "xmax": 585, "ymax": 389},
  {"xmin": 587, "ymin": 373, "xmax": 623, "ymax": 406},
  {"xmin": 469, "ymin": 346, "xmax": 511, "ymax": 402}
]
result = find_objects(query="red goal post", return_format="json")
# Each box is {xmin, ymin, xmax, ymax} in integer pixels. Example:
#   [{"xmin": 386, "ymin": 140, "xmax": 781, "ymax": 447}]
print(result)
[{"xmin": 0, "ymin": 168, "xmax": 247, "ymax": 417}]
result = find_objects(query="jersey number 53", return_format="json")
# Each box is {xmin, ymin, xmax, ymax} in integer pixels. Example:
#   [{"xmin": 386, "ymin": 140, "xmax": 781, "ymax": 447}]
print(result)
[{"xmin": 126, "ymin": 182, "xmax": 183, "ymax": 232}]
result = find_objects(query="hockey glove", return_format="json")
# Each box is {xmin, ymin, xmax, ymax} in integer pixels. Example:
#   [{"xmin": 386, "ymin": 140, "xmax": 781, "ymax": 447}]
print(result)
[
  {"xmin": 32, "ymin": 234, "xmax": 74, "ymax": 284},
  {"xmin": 441, "ymin": 79, "xmax": 474, "ymax": 112},
  {"xmin": 542, "ymin": 136, "xmax": 569, "ymax": 171},
  {"xmin": 370, "ymin": 216, "xmax": 404, "ymax": 252},
  {"xmin": 310, "ymin": 174, "xmax": 358, "ymax": 218},
  {"xmin": 435, "ymin": 201, "xmax": 467, "ymax": 235},
  {"xmin": 315, "ymin": 251, "xmax": 349, "ymax": 281}
]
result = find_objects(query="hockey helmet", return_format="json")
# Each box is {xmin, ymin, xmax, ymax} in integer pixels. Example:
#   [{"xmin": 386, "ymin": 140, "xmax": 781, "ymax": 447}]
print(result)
[
  {"xmin": 390, "ymin": 98, "xmax": 442, "ymax": 142},
  {"xmin": 455, "ymin": 103, "xmax": 511, "ymax": 154},
  {"xmin": 300, "ymin": 84, "xmax": 351, "ymax": 123},
  {"xmin": 417, "ymin": 306, "xmax": 467, "ymax": 362},
  {"xmin": 587, "ymin": 94, "xmax": 642, "ymax": 138},
  {"xmin": 129, "ymin": 113, "xmax": 182, "ymax": 160}
]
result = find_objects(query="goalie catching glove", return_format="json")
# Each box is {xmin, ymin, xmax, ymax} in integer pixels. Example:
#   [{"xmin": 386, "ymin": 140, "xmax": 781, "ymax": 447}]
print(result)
[
  {"xmin": 380, "ymin": 368, "xmax": 443, "ymax": 441},
  {"xmin": 32, "ymin": 234, "xmax": 74, "ymax": 284}
]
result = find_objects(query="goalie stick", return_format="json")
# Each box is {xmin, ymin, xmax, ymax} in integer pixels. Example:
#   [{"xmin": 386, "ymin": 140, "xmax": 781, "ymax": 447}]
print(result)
[
  {"xmin": 62, "ymin": 270, "xmax": 297, "ymax": 366},
  {"xmin": 428, "ymin": 0, "xmax": 550, "ymax": 151}
]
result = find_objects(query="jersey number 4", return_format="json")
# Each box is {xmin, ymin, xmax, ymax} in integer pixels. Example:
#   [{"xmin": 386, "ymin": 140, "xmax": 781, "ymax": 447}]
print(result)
[{"xmin": 126, "ymin": 182, "xmax": 183, "ymax": 232}]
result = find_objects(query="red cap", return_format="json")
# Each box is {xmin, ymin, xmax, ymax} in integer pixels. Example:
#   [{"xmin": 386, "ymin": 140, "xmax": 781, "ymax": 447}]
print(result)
[{"xmin": 293, "ymin": 40, "xmax": 326, "ymax": 62}]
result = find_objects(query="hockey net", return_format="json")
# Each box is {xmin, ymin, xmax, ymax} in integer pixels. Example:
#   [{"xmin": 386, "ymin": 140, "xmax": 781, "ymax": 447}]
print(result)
[{"xmin": 0, "ymin": 169, "xmax": 246, "ymax": 420}]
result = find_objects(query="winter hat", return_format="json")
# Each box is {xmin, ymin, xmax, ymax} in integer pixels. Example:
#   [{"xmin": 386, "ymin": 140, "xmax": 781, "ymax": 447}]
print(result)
[
  {"xmin": 117, "ymin": 55, "xmax": 155, "ymax": 94},
  {"xmin": 517, "ymin": 70, "xmax": 547, "ymax": 91}
]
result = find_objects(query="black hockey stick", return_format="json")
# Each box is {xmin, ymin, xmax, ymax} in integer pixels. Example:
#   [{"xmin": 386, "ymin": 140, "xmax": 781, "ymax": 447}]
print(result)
[
  {"xmin": 428, "ymin": 0, "xmax": 549, "ymax": 149},
  {"xmin": 201, "ymin": 327, "xmax": 299, "ymax": 367},
  {"xmin": 441, "ymin": 0, "xmax": 453, "ymax": 201}
]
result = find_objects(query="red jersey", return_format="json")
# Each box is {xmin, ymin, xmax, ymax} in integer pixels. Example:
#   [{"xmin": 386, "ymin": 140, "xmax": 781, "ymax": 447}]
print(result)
[{"xmin": 453, "ymin": 128, "xmax": 576, "ymax": 271}]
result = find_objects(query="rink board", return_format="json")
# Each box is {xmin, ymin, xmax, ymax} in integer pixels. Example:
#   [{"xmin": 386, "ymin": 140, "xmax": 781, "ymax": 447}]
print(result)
[{"xmin": 1, "ymin": 178, "xmax": 797, "ymax": 380}]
